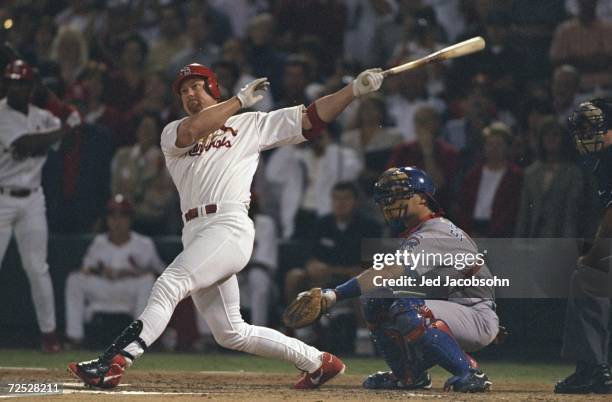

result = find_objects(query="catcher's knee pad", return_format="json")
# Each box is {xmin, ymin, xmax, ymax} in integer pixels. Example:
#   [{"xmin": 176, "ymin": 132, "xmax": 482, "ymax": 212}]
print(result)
[
  {"xmin": 101, "ymin": 320, "xmax": 147, "ymax": 362},
  {"xmin": 388, "ymin": 298, "xmax": 431, "ymax": 341}
]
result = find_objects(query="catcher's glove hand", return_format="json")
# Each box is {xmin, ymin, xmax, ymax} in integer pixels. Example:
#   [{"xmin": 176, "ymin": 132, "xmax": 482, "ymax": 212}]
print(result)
[{"xmin": 283, "ymin": 288, "xmax": 337, "ymax": 329}]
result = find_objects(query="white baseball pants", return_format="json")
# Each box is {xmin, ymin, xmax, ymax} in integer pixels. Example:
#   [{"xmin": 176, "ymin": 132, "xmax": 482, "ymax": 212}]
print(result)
[
  {"xmin": 126, "ymin": 206, "xmax": 322, "ymax": 372},
  {"xmin": 65, "ymin": 271, "xmax": 155, "ymax": 340},
  {"xmin": 0, "ymin": 190, "xmax": 56, "ymax": 333}
]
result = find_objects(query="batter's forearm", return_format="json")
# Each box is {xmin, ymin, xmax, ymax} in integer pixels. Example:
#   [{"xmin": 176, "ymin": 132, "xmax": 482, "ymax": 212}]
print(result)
[
  {"xmin": 312, "ymin": 84, "xmax": 355, "ymax": 124},
  {"xmin": 176, "ymin": 98, "xmax": 241, "ymax": 147}
]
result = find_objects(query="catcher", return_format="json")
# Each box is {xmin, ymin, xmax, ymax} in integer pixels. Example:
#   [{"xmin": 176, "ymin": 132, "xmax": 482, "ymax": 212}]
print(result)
[{"xmin": 284, "ymin": 166, "xmax": 499, "ymax": 392}]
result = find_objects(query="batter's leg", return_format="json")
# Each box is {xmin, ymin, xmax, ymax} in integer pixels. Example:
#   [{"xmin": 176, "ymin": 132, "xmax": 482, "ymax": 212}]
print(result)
[
  {"xmin": 192, "ymin": 275, "xmax": 323, "ymax": 373},
  {"xmin": 14, "ymin": 193, "xmax": 56, "ymax": 333}
]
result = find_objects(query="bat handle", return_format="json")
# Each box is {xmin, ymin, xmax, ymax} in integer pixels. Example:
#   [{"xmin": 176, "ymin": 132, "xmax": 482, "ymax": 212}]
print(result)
[{"xmin": 361, "ymin": 70, "xmax": 392, "ymax": 86}]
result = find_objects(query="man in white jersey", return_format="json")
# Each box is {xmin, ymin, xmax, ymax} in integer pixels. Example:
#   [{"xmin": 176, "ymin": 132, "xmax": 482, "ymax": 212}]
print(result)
[
  {"xmin": 65, "ymin": 195, "xmax": 165, "ymax": 346},
  {"xmin": 0, "ymin": 60, "xmax": 79, "ymax": 352},
  {"xmin": 68, "ymin": 63, "xmax": 385, "ymax": 389}
]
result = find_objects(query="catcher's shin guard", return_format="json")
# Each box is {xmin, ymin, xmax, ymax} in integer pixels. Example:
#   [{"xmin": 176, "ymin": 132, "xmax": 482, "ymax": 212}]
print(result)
[{"xmin": 363, "ymin": 298, "xmax": 429, "ymax": 387}]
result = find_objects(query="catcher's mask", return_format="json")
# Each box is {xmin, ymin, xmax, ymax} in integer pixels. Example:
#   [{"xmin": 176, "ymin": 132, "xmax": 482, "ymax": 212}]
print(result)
[
  {"xmin": 373, "ymin": 166, "xmax": 438, "ymax": 234},
  {"xmin": 568, "ymin": 99, "xmax": 611, "ymax": 155}
]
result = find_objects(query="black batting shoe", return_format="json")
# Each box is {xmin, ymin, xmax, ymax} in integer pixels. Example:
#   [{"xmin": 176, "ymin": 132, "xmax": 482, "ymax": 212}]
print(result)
[
  {"xmin": 363, "ymin": 370, "xmax": 432, "ymax": 390},
  {"xmin": 444, "ymin": 368, "xmax": 492, "ymax": 393},
  {"xmin": 554, "ymin": 363, "xmax": 612, "ymax": 394}
]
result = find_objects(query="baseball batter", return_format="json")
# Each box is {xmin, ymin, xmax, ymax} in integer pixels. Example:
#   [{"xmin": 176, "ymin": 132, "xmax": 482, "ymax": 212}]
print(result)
[
  {"xmin": 0, "ymin": 60, "xmax": 79, "ymax": 352},
  {"xmin": 68, "ymin": 63, "xmax": 384, "ymax": 389},
  {"xmin": 555, "ymin": 98, "xmax": 612, "ymax": 394},
  {"xmin": 285, "ymin": 166, "xmax": 498, "ymax": 392}
]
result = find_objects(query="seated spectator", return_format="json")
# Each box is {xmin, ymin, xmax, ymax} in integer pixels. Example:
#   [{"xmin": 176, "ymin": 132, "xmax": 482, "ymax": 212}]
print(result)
[
  {"xmin": 212, "ymin": 60, "xmax": 273, "ymax": 112},
  {"xmin": 105, "ymin": 33, "xmax": 148, "ymax": 113},
  {"xmin": 168, "ymin": 12, "xmax": 220, "ymax": 78},
  {"xmin": 550, "ymin": 0, "xmax": 612, "ymax": 94},
  {"xmin": 515, "ymin": 117, "xmax": 582, "ymax": 237},
  {"xmin": 284, "ymin": 182, "xmax": 381, "ymax": 303},
  {"xmin": 385, "ymin": 67, "xmax": 445, "ymax": 143},
  {"xmin": 455, "ymin": 122, "xmax": 523, "ymax": 237},
  {"xmin": 275, "ymin": 55, "xmax": 313, "ymax": 108},
  {"xmin": 111, "ymin": 112, "xmax": 178, "ymax": 235},
  {"xmin": 552, "ymin": 65, "xmax": 583, "ymax": 122},
  {"xmin": 147, "ymin": 5, "xmax": 191, "ymax": 72},
  {"xmin": 387, "ymin": 105, "xmax": 459, "ymax": 212},
  {"xmin": 341, "ymin": 93, "xmax": 402, "ymax": 173},
  {"xmin": 265, "ymin": 131, "xmax": 362, "ymax": 239},
  {"xmin": 64, "ymin": 195, "xmax": 165, "ymax": 346},
  {"xmin": 49, "ymin": 26, "xmax": 89, "ymax": 95}
]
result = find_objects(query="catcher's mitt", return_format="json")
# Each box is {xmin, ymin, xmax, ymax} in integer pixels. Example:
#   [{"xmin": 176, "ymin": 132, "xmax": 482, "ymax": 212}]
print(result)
[{"xmin": 283, "ymin": 288, "xmax": 331, "ymax": 329}]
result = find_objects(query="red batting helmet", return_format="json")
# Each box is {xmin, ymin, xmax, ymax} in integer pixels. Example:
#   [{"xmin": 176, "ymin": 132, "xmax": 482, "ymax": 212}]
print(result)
[
  {"xmin": 172, "ymin": 63, "xmax": 221, "ymax": 100},
  {"xmin": 107, "ymin": 194, "xmax": 133, "ymax": 215},
  {"xmin": 4, "ymin": 59, "xmax": 34, "ymax": 81}
]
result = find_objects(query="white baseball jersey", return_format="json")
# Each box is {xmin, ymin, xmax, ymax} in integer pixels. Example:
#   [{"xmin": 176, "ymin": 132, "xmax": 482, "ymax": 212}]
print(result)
[
  {"xmin": 160, "ymin": 106, "xmax": 306, "ymax": 213},
  {"xmin": 0, "ymin": 98, "xmax": 61, "ymax": 188},
  {"xmin": 83, "ymin": 232, "xmax": 165, "ymax": 275}
]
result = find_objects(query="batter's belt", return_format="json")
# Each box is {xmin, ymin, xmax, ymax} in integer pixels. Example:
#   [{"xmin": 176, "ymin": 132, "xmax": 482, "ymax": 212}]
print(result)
[{"xmin": 183, "ymin": 201, "xmax": 249, "ymax": 223}]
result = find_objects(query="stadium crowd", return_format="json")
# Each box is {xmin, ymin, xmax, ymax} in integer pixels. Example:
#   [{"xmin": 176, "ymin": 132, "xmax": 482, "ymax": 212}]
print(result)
[{"xmin": 1, "ymin": 0, "xmax": 611, "ymax": 352}]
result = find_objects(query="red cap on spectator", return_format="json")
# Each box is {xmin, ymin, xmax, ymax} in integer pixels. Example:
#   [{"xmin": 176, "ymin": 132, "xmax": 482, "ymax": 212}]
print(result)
[
  {"xmin": 107, "ymin": 194, "xmax": 133, "ymax": 215},
  {"xmin": 172, "ymin": 63, "xmax": 221, "ymax": 100},
  {"xmin": 4, "ymin": 59, "xmax": 34, "ymax": 82}
]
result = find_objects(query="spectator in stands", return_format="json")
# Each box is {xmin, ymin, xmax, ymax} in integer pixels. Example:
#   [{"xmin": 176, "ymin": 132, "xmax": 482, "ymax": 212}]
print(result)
[
  {"xmin": 552, "ymin": 65, "xmax": 582, "ymax": 122},
  {"xmin": 168, "ymin": 13, "xmax": 220, "ymax": 79},
  {"xmin": 387, "ymin": 105, "xmax": 459, "ymax": 212},
  {"xmin": 147, "ymin": 5, "xmax": 190, "ymax": 72},
  {"xmin": 284, "ymin": 182, "xmax": 381, "ymax": 303},
  {"xmin": 212, "ymin": 60, "xmax": 273, "ymax": 112},
  {"xmin": 129, "ymin": 70, "xmax": 180, "ymax": 127},
  {"xmin": 49, "ymin": 26, "xmax": 88, "ymax": 95},
  {"xmin": 111, "ymin": 112, "xmax": 178, "ymax": 236},
  {"xmin": 266, "ymin": 130, "xmax": 362, "ymax": 239},
  {"xmin": 67, "ymin": 62, "xmax": 129, "ymax": 150},
  {"xmin": 550, "ymin": 0, "xmax": 612, "ymax": 94},
  {"xmin": 106, "ymin": 34, "xmax": 148, "ymax": 112},
  {"xmin": 64, "ymin": 195, "xmax": 165, "ymax": 347},
  {"xmin": 245, "ymin": 13, "xmax": 285, "ymax": 101},
  {"xmin": 454, "ymin": 122, "xmax": 523, "ymax": 237},
  {"xmin": 444, "ymin": 89, "xmax": 495, "ymax": 174},
  {"xmin": 515, "ymin": 117, "xmax": 582, "ymax": 238},
  {"xmin": 341, "ymin": 93, "xmax": 402, "ymax": 174},
  {"xmin": 386, "ymin": 67, "xmax": 445, "ymax": 143},
  {"xmin": 275, "ymin": 55, "xmax": 312, "ymax": 108}
]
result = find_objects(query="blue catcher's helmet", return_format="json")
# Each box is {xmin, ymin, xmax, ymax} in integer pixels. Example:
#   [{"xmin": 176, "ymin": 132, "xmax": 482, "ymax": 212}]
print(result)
[
  {"xmin": 567, "ymin": 98, "xmax": 611, "ymax": 155},
  {"xmin": 374, "ymin": 167, "xmax": 439, "ymax": 233}
]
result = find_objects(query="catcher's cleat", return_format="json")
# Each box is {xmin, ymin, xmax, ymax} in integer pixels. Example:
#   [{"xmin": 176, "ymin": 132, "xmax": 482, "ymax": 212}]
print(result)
[
  {"xmin": 294, "ymin": 352, "xmax": 345, "ymax": 389},
  {"xmin": 554, "ymin": 363, "xmax": 612, "ymax": 394},
  {"xmin": 67, "ymin": 353, "xmax": 131, "ymax": 389},
  {"xmin": 443, "ymin": 368, "xmax": 492, "ymax": 393},
  {"xmin": 363, "ymin": 370, "xmax": 432, "ymax": 390}
]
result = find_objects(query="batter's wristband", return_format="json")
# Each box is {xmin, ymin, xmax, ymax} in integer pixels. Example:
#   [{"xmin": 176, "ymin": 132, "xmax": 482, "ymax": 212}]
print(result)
[{"xmin": 303, "ymin": 102, "xmax": 328, "ymax": 140}]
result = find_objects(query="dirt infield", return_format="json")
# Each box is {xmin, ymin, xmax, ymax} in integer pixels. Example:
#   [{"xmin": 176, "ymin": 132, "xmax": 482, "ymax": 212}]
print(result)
[{"xmin": 1, "ymin": 368, "xmax": 611, "ymax": 401}]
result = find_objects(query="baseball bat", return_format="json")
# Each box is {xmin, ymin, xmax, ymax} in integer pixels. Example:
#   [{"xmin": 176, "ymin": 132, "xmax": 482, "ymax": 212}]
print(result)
[{"xmin": 362, "ymin": 36, "xmax": 486, "ymax": 85}]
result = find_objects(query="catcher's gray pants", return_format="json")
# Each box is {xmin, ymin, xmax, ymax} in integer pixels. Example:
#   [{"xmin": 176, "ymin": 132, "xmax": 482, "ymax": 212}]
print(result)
[
  {"xmin": 426, "ymin": 299, "xmax": 499, "ymax": 352},
  {"xmin": 561, "ymin": 262, "xmax": 611, "ymax": 365}
]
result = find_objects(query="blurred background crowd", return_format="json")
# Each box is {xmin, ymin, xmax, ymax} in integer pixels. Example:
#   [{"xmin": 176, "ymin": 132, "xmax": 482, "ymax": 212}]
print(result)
[{"xmin": 1, "ymin": 0, "xmax": 611, "ymax": 353}]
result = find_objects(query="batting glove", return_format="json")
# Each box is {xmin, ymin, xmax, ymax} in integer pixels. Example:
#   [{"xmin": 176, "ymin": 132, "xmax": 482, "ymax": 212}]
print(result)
[
  {"xmin": 236, "ymin": 77, "xmax": 270, "ymax": 108},
  {"xmin": 352, "ymin": 68, "xmax": 384, "ymax": 97}
]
